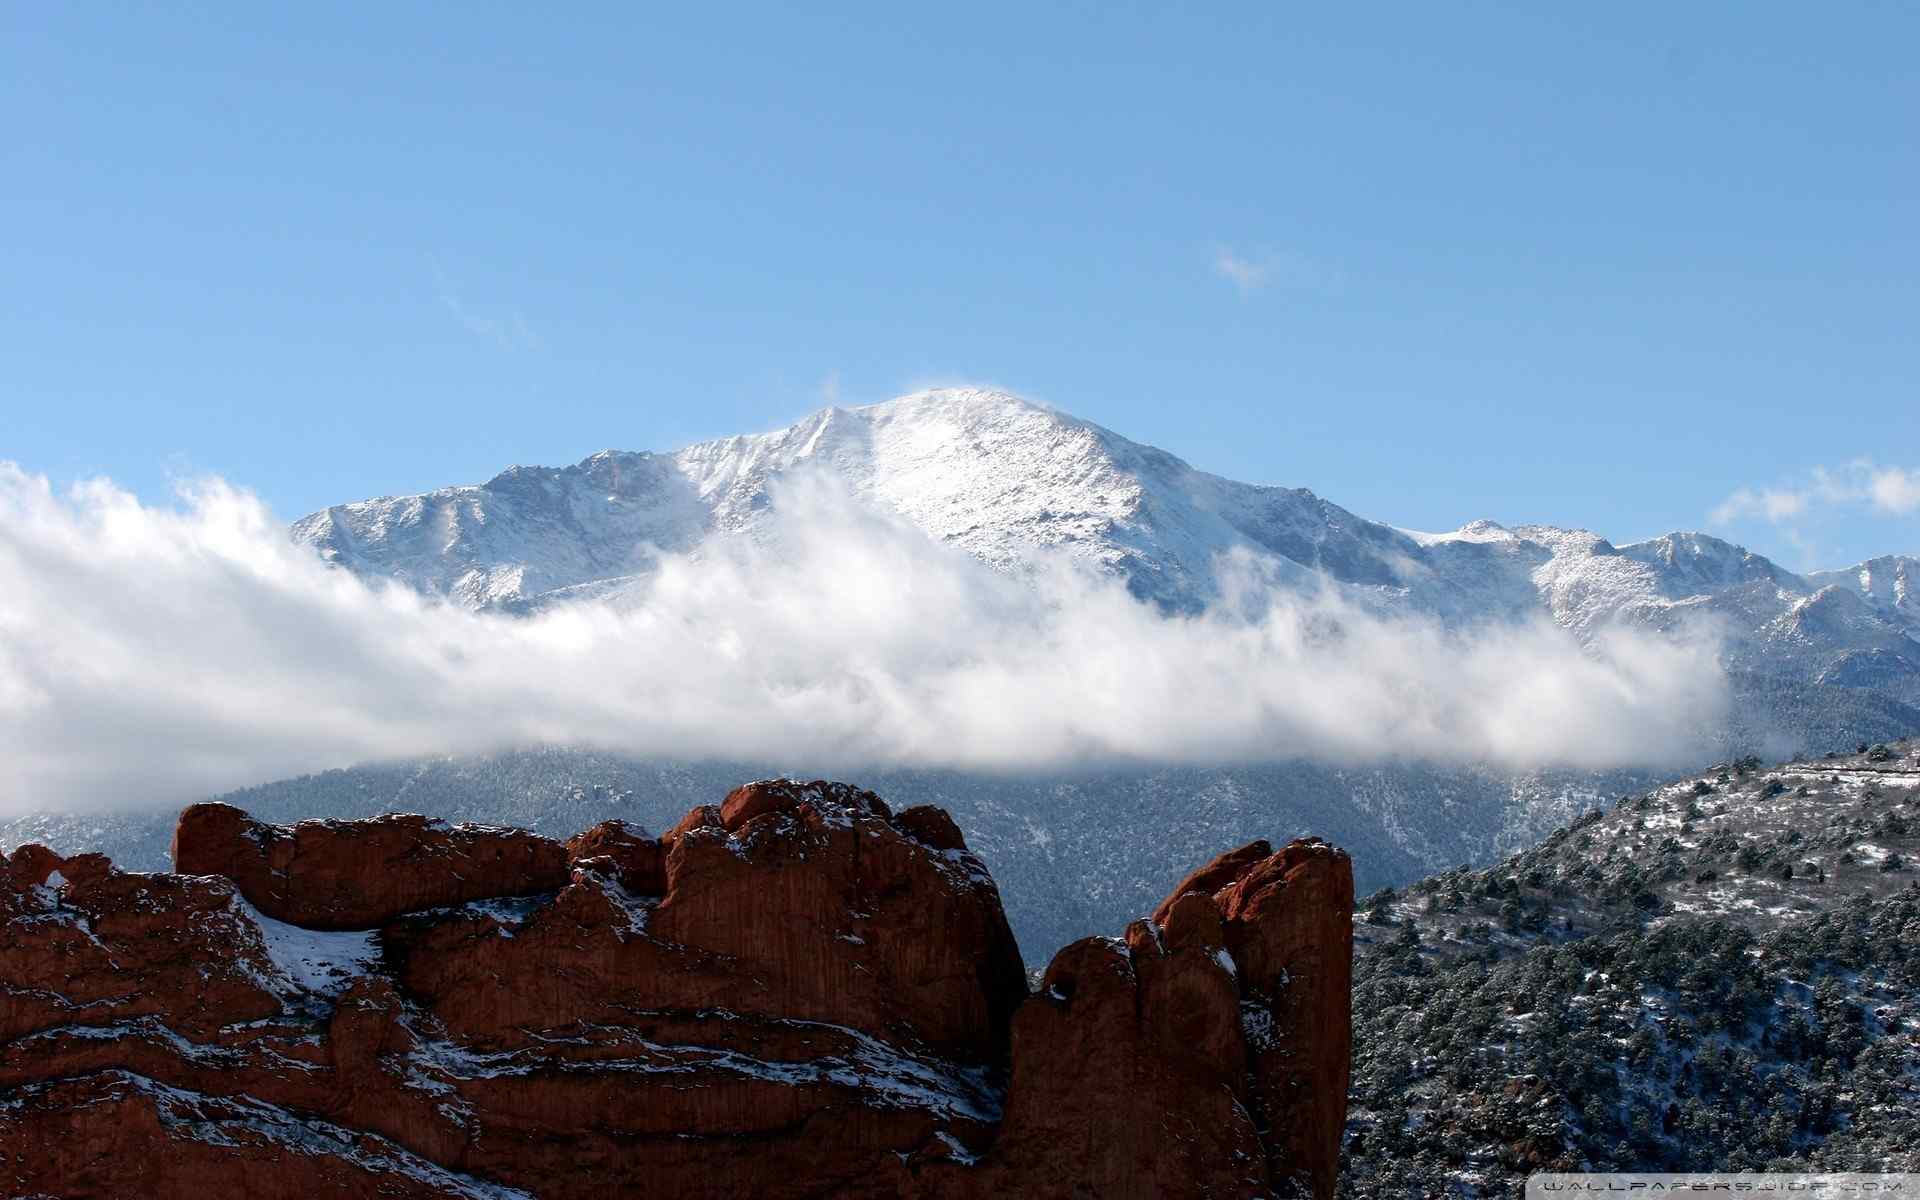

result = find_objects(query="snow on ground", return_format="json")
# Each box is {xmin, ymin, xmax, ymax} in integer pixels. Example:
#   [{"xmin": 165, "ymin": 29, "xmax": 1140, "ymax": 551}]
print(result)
[
  {"xmin": 405, "ymin": 1011, "xmax": 1002, "ymax": 1124},
  {"xmin": 231, "ymin": 898, "xmax": 380, "ymax": 998}
]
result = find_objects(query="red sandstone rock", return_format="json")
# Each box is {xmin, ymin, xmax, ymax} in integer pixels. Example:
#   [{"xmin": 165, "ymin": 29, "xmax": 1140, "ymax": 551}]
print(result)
[
  {"xmin": 1215, "ymin": 837, "xmax": 1356, "ymax": 1200},
  {"xmin": 389, "ymin": 780, "xmax": 1026, "ymax": 1063},
  {"xmin": 1, "ymin": 846, "xmax": 283, "ymax": 1042},
  {"xmin": 1150, "ymin": 836, "xmax": 1272, "ymax": 925},
  {"xmin": 172, "ymin": 801, "xmax": 571, "ymax": 929},
  {"xmin": 0, "ymin": 1073, "xmax": 496, "ymax": 1200},
  {"xmin": 895, "ymin": 804, "xmax": 968, "ymax": 852},
  {"xmin": 1, "ymin": 786, "xmax": 1353, "ymax": 1200},
  {"xmin": 564, "ymin": 818, "xmax": 666, "ymax": 893},
  {"xmin": 4, "ymin": 843, "xmax": 61, "ymax": 890},
  {"xmin": 660, "ymin": 801, "xmax": 724, "ymax": 847},
  {"xmin": 971, "ymin": 928, "xmax": 1268, "ymax": 1199}
]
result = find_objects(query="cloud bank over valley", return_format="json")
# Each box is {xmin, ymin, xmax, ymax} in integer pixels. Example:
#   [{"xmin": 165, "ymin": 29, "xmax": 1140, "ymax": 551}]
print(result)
[{"xmin": 0, "ymin": 465, "xmax": 1731, "ymax": 813}]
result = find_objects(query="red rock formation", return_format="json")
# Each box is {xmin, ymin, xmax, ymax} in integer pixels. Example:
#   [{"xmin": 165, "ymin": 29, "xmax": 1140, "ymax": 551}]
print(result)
[
  {"xmin": 563, "ymin": 818, "xmax": 666, "ymax": 894},
  {"xmin": 1212, "ymin": 838, "xmax": 1356, "ymax": 1200},
  {"xmin": 1, "ymin": 844, "xmax": 282, "ymax": 1043},
  {"xmin": 1151, "ymin": 837, "xmax": 1274, "ymax": 925},
  {"xmin": 1, "ymin": 785, "xmax": 1352, "ymax": 1199},
  {"xmin": 173, "ymin": 802, "xmax": 571, "ymax": 929}
]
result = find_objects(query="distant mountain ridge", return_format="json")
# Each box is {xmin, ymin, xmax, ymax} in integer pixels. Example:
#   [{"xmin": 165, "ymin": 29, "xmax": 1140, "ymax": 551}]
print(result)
[
  {"xmin": 8, "ymin": 390, "xmax": 1913, "ymax": 963},
  {"xmin": 294, "ymin": 387, "xmax": 1920, "ymax": 743}
]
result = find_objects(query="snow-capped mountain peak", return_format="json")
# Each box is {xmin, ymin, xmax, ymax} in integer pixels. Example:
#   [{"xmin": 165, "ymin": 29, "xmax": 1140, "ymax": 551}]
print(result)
[
  {"xmin": 292, "ymin": 388, "xmax": 1920, "ymax": 745},
  {"xmin": 1399, "ymin": 518, "xmax": 1518, "ymax": 546},
  {"xmin": 1807, "ymin": 555, "xmax": 1920, "ymax": 638},
  {"xmin": 293, "ymin": 387, "xmax": 1429, "ymax": 611},
  {"xmin": 1618, "ymin": 530, "xmax": 1797, "ymax": 596}
]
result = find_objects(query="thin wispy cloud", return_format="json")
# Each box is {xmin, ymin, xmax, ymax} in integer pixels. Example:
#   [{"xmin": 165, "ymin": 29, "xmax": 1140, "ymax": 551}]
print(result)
[
  {"xmin": 1213, "ymin": 247, "xmax": 1269, "ymax": 294},
  {"xmin": 1211, "ymin": 245, "xmax": 1344, "ymax": 298},
  {"xmin": 1710, "ymin": 485, "xmax": 1809, "ymax": 525},
  {"xmin": 434, "ymin": 267, "xmax": 541, "ymax": 350},
  {"xmin": 0, "ymin": 465, "xmax": 1728, "ymax": 814},
  {"xmin": 1710, "ymin": 460, "xmax": 1920, "ymax": 526}
]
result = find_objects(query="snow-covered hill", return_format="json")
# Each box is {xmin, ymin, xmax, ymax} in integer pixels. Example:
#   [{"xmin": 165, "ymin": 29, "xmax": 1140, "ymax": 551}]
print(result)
[{"xmin": 295, "ymin": 387, "xmax": 1920, "ymax": 739}]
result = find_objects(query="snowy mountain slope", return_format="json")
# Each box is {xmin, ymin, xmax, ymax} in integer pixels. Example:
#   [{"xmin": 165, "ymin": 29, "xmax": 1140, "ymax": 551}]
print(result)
[
  {"xmin": 295, "ymin": 389, "xmax": 1453, "ymax": 614},
  {"xmin": 293, "ymin": 387, "xmax": 1920, "ymax": 746},
  {"xmin": 1808, "ymin": 555, "xmax": 1920, "ymax": 638}
]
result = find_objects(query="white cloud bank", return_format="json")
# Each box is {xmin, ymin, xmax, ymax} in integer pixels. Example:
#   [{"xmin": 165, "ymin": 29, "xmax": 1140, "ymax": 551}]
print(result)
[
  {"xmin": 1711, "ymin": 460, "xmax": 1920, "ymax": 526},
  {"xmin": 0, "ymin": 465, "xmax": 1729, "ymax": 813}
]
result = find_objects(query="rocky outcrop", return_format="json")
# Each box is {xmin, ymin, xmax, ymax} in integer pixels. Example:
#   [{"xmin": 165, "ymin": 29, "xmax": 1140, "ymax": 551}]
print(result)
[
  {"xmin": 2, "ymin": 783, "xmax": 1352, "ymax": 1199},
  {"xmin": 172, "ymin": 802, "xmax": 571, "ymax": 929},
  {"xmin": 1215, "ymin": 839, "xmax": 1357, "ymax": 1200}
]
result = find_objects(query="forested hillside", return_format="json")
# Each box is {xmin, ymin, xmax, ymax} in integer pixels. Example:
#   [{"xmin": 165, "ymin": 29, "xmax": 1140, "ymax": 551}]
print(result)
[{"xmin": 1343, "ymin": 737, "xmax": 1920, "ymax": 1196}]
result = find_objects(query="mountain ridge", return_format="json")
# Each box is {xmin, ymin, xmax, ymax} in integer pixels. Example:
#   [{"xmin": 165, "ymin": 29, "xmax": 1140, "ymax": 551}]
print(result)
[
  {"xmin": 294, "ymin": 388, "xmax": 1911, "ymax": 610},
  {"xmin": 292, "ymin": 387, "xmax": 1920, "ymax": 746}
]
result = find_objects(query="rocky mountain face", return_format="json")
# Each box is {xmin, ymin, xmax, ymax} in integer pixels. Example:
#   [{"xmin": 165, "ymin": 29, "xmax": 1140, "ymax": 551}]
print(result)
[
  {"xmin": 1808, "ymin": 555, "xmax": 1920, "ymax": 640},
  {"xmin": 0, "ymin": 781, "xmax": 1354, "ymax": 1199},
  {"xmin": 1341, "ymin": 738, "xmax": 1920, "ymax": 1195}
]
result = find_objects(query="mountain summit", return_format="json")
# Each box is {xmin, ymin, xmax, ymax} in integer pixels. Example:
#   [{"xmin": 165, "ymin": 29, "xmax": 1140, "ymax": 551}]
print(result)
[
  {"xmin": 292, "ymin": 387, "xmax": 1422, "ymax": 613},
  {"xmin": 293, "ymin": 387, "xmax": 1920, "ymax": 748}
]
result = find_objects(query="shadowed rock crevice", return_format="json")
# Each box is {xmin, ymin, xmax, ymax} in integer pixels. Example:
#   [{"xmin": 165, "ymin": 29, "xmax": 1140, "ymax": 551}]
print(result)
[{"xmin": 2, "ymin": 780, "xmax": 1351, "ymax": 1199}]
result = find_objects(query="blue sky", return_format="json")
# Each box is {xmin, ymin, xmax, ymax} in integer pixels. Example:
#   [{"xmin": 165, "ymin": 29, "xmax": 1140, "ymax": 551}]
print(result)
[{"xmin": 3, "ymin": 4, "xmax": 1914, "ymax": 570}]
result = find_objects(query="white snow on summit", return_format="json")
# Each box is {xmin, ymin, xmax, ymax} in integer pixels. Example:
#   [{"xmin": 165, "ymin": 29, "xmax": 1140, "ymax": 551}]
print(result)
[
  {"xmin": 294, "ymin": 388, "xmax": 1435, "ymax": 613},
  {"xmin": 1396, "ymin": 518, "xmax": 1519, "ymax": 547},
  {"xmin": 293, "ymin": 387, "xmax": 1920, "ymax": 730}
]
